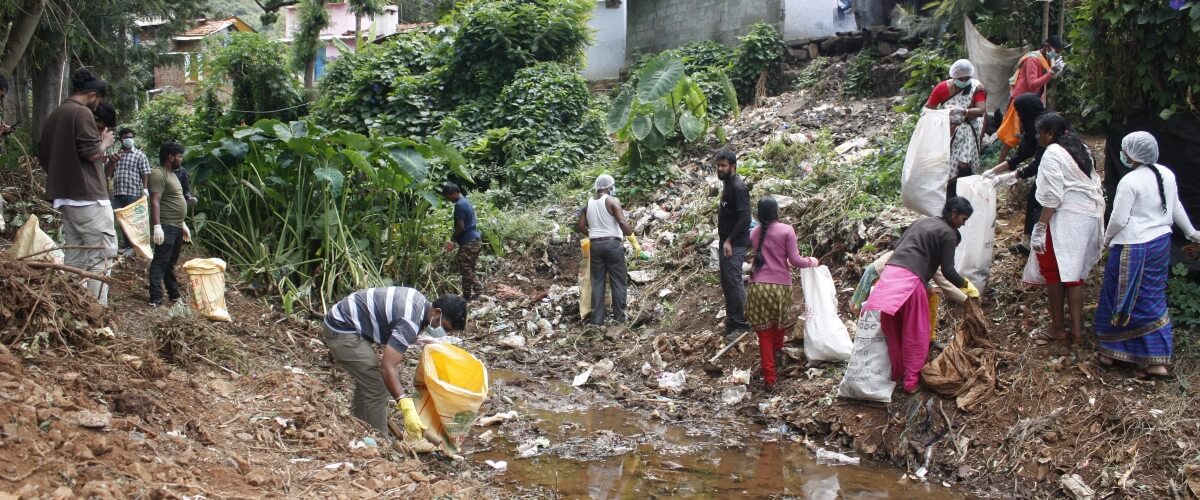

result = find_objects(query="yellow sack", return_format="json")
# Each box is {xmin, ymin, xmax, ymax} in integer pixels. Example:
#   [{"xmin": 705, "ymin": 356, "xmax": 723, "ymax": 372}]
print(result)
[
  {"xmin": 9, "ymin": 216, "xmax": 63, "ymax": 264},
  {"xmin": 579, "ymin": 238, "xmax": 592, "ymax": 320},
  {"xmin": 113, "ymin": 197, "xmax": 154, "ymax": 260},
  {"xmin": 181, "ymin": 258, "xmax": 231, "ymax": 322},
  {"xmin": 413, "ymin": 344, "xmax": 489, "ymax": 454}
]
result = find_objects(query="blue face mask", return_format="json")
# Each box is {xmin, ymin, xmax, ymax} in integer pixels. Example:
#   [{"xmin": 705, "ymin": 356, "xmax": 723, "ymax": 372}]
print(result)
[
  {"xmin": 1046, "ymin": 49, "xmax": 1059, "ymax": 61},
  {"xmin": 425, "ymin": 314, "xmax": 447, "ymax": 338},
  {"xmin": 953, "ymin": 79, "xmax": 971, "ymax": 89},
  {"xmin": 1119, "ymin": 151, "xmax": 1135, "ymax": 168}
]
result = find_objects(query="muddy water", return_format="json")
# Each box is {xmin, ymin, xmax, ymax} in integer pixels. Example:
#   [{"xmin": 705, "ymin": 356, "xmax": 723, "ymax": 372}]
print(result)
[{"xmin": 470, "ymin": 369, "xmax": 962, "ymax": 498}]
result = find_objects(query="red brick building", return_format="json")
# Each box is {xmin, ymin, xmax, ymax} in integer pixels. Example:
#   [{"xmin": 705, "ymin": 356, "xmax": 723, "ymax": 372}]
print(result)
[{"xmin": 142, "ymin": 17, "xmax": 255, "ymax": 100}]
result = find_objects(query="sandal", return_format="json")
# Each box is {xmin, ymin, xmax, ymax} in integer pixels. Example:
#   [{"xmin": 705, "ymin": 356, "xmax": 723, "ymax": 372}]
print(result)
[{"xmin": 1031, "ymin": 329, "xmax": 1067, "ymax": 346}]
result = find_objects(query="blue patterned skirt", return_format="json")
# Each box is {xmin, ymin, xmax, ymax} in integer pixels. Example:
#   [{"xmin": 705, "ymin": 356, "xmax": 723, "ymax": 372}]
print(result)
[{"xmin": 1095, "ymin": 233, "xmax": 1173, "ymax": 366}]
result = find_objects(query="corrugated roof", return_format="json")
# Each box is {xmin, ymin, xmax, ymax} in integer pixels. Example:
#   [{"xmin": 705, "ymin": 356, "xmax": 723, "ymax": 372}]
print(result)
[{"xmin": 174, "ymin": 17, "xmax": 254, "ymax": 39}]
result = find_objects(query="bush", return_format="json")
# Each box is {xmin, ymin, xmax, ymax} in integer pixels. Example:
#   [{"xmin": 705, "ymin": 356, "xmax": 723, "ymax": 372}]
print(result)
[
  {"xmin": 207, "ymin": 32, "xmax": 304, "ymax": 126},
  {"xmin": 449, "ymin": 0, "xmax": 594, "ymax": 99},
  {"xmin": 795, "ymin": 57, "xmax": 831, "ymax": 90},
  {"xmin": 133, "ymin": 92, "xmax": 197, "ymax": 157},
  {"xmin": 730, "ymin": 23, "xmax": 786, "ymax": 105},
  {"xmin": 897, "ymin": 47, "xmax": 952, "ymax": 113},
  {"xmin": 843, "ymin": 49, "xmax": 878, "ymax": 97}
]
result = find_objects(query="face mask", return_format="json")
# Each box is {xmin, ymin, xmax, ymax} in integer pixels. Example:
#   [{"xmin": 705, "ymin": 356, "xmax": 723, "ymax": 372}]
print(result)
[
  {"xmin": 1119, "ymin": 151, "xmax": 1135, "ymax": 168},
  {"xmin": 609, "ymin": 187, "xmax": 617, "ymax": 197},
  {"xmin": 121, "ymin": 138, "xmax": 135, "ymax": 149},
  {"xmin": 425, "ymin": 315, "xmax": 447, "ymax": 338},
  {"xmin": 953, "ymin": 79, "xmax": 971, "ymax": 89},
  {"xmin": 1046, "ymin": 50, "xmax": 1059, "ymax": 61}
]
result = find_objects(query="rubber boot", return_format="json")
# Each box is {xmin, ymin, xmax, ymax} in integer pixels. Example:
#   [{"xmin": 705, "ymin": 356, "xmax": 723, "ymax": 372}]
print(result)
[{"xmin": 772, "ymin": 327, "xmax": 786, "ymax": 372}]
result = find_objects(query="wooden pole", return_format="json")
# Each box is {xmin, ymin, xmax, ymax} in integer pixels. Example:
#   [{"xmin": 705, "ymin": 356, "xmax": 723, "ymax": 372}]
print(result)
[
  {"xmin": 1042, "ymin": 0, "xmax": 1051, "ymax": 41},
  {"xmin": 1058, "ymin": 0, "xmax": 1066, "ymax": 39}
]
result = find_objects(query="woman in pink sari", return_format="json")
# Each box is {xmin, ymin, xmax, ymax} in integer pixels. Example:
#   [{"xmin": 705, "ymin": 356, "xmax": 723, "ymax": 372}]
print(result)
[{"xmin": 863, "ymin": 197, "xmax": 979, "ymax": 392}]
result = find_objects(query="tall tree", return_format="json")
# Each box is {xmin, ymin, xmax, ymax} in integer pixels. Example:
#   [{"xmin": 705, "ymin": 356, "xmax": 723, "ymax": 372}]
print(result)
[
  {"xmin": 291, "ymin": 0, "xmax": 329, "ymax": 93},
  {"xmin": 0, "ymin": 0, "xmax": 46, "ymax": 76},
  {"xmin": 348, "ymin": 0, "xmax": 383, "ymax": 51}
]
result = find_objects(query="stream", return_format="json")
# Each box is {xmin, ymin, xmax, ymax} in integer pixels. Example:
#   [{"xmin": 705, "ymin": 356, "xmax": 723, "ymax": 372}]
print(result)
[{"xmin": 467, "ymin": 369, "xmax": 963, "ymax": 498}]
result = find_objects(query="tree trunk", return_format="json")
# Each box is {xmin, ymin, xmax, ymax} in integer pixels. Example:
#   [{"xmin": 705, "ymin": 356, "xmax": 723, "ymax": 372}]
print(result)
[
  {"xmin": 354, "ymin": 14, "xmax": 362, "ymax": 52},
  {"xmin": 31, "ymin": 44, "xmax": 66, "ymax": 149},
  {"xmin": 4, "ymin": 60, "xmax": 31, "ymax": 129},
  {"xmin": 303, "ymin": 58, "xmax": 315, "ymax": 96},
  {"xmin": 0, "ymin": 0, "xmax": 46, "ymax": 76}
]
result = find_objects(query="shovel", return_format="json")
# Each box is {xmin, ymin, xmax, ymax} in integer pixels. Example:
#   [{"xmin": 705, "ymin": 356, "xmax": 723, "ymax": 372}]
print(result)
[{"xmin": 702, "ymin": 331, "xmax": 750, "ymax": 375}]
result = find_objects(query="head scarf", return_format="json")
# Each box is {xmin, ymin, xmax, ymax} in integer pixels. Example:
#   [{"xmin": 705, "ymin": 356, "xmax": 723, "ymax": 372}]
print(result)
[
  {"xmin": 1121, "ymin": 131, "xmax": 1159, "ymax": 165},
  {"xmin": 949, "ymin": 59, "xmax": 975, "ymax": 79}
]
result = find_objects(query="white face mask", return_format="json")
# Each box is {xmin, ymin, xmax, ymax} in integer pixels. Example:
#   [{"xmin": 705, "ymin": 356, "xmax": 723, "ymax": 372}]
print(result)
[
  {"xmin": 121, "ymin": 138, "xmax": 135, "ymax": 149},
  {"xmin": 425, "ymin": 314, "xmax": 447, "ymax": 338}
]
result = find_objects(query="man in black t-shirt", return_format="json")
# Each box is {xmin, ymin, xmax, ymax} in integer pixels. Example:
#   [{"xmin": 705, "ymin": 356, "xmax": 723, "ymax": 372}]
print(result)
[{"xmin": 716, "ymin": 150, "xmax": 752, "ymax": 338}]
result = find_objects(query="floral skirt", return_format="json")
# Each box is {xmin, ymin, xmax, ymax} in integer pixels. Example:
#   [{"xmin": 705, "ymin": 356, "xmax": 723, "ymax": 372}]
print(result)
[{"xmin": 746, "ymin": 283, "xmax": 792, "ymax": 332}]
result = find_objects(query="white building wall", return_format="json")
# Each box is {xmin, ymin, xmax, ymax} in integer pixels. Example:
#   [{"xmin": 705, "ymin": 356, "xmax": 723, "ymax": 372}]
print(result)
[
  {"xmin": 782, "ymin": 0, "xmax": 855, "ymax": 41},
  {"xmin": 582, "ymin": 1, "xmax": 627, "ymax": 81}
]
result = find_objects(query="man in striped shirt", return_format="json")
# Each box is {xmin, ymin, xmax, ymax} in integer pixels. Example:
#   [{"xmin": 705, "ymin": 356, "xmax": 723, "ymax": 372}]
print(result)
[{"xmin": 322, "ymin": 287, "xmax": 467, "ymax": 440}]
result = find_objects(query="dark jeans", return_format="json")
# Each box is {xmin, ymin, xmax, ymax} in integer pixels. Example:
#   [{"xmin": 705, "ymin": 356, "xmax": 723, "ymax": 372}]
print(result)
[
  {"xmin": 719, "ymin": 243, "xmax": 751, "ymax": 333},
  {"xmin": 589, "ymin": 239, "xmax": 628, "ymax": 325},
  {"xmin": 149, "ymin": 224, "xmax": 184, "ymax": 303},
  {"xmin": 112, "ymin": 194, "xmax": 139, "ymax": 250}
]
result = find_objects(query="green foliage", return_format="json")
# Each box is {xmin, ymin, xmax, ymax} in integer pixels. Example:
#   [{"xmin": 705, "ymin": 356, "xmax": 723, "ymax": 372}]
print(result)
[
  {"xmin": 132, "ymin": 92, "xmax": 197, "ymax": 158},
  {"xmin": 207, "ymin": 32, "xmax": 305, "ymax": 126},
  {"xmin": 311, "ymin": 3, "xmax": 605, "ymax": 203},
  {"xmin": 607, "ymin": 54, "xmax": 732, "ymax": 198},
  {"xmin": 730, "ymin": 23, "xmax": 786, "ymax": 105},
  {"xmin": 674, "ymin": 41, "xmax": 735, "ymax": 73},
  {"xmin": 898, "ymin": 47, "xmax": 952, "ymax": 113},
  {"xmin": 843, "ymin": 50, "xmax": 879, "ymax": 97},
  {"xmin": 1071, "ymin": 0, "xmax": 1200, "ymax": 122},
  {"xmin": 449, "ymin": 0, "xmax": 594, "ymax": 98},
  {"xmin": 796, "ymin": 57, "xmax": 831, "ymax": 90},
  {"xmin": 187, "ymin": 119, "xmax": 471, "ymax": 312},
  {"xmin": 1170, "ymin": 263, "xmax": 1200, "ymax": 329}
]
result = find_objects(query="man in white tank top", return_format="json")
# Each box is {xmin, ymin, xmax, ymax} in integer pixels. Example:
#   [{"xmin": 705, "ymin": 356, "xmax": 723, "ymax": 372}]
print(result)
[{"xmin": 577, "ymin": 174, "xmax": 635, "ymax": 325}]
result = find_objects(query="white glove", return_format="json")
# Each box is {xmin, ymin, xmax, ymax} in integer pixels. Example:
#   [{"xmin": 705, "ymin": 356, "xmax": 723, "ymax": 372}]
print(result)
[
  {"xmin": 1051, "ymin": 59, "xmax": 1066, "ymax": 74},
  {"xmin": 1031, "ymin": 222, "xmax": 1048, "ymax": 254},
  {"xmin": 142, "ymin": 189, "xmax": 149, "ymax": 199},
  {"xmin": 153, "ymin": 225, "xmax": 164, "ymax": 245},
  {"xmin": 182, "ymin": 223, "xmax": 191, "ymax": 243},
  {"xmin": 947, "ymin": 106, "xmax": 965, "ymax": 125},
  {"xmin": 995, "ymin": 171, "xmax": 1019, "ymax": 187},
  {"xmin": 1189, "ymin": 231, "xmax": 1200, "ymax": 244}
]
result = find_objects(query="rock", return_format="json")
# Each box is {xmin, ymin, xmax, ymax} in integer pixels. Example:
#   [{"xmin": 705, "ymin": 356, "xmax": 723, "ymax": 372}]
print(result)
[
  {"xmin": 1060, "ymin": 474, "xmax": 1094, "ymax": 500},
  {"xmin": 72, "ymin": 410, "xmax": 111, "ymax": 429},
  {"xmin": 246, "ymin": 470, "xmax": 271, "ymax": 486},
  {"xmin": 88, "ymin": 436, "xmax": 112, "ymax": 456},
  {"xmin": 807, "ymin": 42, "xmax": 820, "ymax": 59},
  {"xmin": 498, "ymin": 334, "xmax": 526, "ymax": 349},
  {"xmin": 591, "ymin": 359, "xmax": 615, "ymax": 378},
  {"xmin": 627, "ymin": 270, "xmax": 657, "ymax": 284}
]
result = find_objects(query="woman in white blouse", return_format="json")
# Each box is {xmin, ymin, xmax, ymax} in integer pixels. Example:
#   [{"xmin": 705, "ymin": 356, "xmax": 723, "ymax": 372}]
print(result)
[
  {"xmin": 1023, "ymin": 113, "xmax": 1105, "ymax": 346},
  {"xmin": 1094, "ymin": 132, "xmax": 1200, "ymax": 379}
]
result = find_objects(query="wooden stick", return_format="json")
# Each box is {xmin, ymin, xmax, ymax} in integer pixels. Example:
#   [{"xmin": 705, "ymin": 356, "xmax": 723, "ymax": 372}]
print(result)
[
  {"xmin": 20, "ymin": 261, "xmax": 115, "ymax": 284},
  {"xmin": 16, "ymin": 245, "xmax": 105, "ymax": 261},
  {"xmin": 708, "ymin": 331, "xmax": 750, "ymax": 364}
]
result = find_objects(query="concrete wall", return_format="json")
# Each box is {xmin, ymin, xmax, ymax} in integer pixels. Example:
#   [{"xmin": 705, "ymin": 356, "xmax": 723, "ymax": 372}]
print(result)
[
  {"xmin": 626, "ymin": 0, "xmax": 781, "ymax": 59},
  {"xmin": 583, "ymin": 0, "xmax": 627, "ymax": 81},
  {"xmin": 782, "ymin": 0, "xmax": 855, "ymax": 41}
]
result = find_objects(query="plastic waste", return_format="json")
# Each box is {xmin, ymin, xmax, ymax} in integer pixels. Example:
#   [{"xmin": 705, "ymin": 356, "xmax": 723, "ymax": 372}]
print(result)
[
  {"xmin": 517, "ymin": 437, "xmax": 550, "ymax": 458},
  {"xmin": 657, "ymin": 370, "xmax": 686, "ymax": 392},
  {"xmin": 720, "ymin": 385, "xmax": 747, "ymax": 405},
  {"xmin": 815, "ymin": 448, "xmax": 861, "ymax": 466}
]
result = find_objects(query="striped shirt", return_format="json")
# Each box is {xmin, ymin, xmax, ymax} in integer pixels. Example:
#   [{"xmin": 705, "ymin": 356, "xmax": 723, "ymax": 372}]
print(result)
[{"xmin": 323, "ymin": 287, "xmax": 431, "ymax": 352}]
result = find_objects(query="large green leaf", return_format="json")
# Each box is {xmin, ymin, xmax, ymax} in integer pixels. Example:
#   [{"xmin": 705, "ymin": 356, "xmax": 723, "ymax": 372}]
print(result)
[
  {"xmin": 429, "ymin": 137, "xmax": 473, "ymax": 184},
  {"xmin": 342, "ymin": 149, "xmax": 372, "ymax": 176},
  {"xmin": 652, "ymin": 101, "xmax": 676, "ymax": 136},
  {"xmin": 272, "ymin": 123, "xmax": 293, "ymax": 141},
  {"xmin": 329, "ymin": 130, "xmax": 372, "ymax": 151},
  {"xmin": 716, "ymin": 70, "xmax": 740, "ymax": 119},
  {"xmin": 387, "ymin": 147, "xmax": 428, "ymax": 183},
  {"xmin": 679, "ymin": 111, "xmax": 703, "ymax": 142},
  {"xmin": 631, "ymin": 113, "xmax": 653, "ymax": 141},
  {"xmin": 641, "ymin": 126, "xmax": 666, "ymax": 150},
  {"xmin": 313, "ymin": 167, "xmax": 344, "ymax": 196},
  {"xmin": 232, "ymin": 127, "xmax": 258, "ymax": 139},
  {"xmin": 636, "ymin": 55, "xmax": 686, "ymax": 103},
  {"xmin": 290, "ymin": 121, "xmax": 309, "ymax": 138},
  {"xmin": 606, "ymin": 88, "xmax": 635, "ymax": 134}
]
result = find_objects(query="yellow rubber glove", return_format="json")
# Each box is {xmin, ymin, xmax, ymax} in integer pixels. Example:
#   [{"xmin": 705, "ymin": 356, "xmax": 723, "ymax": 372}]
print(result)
[
  {"xmin": 626, "ymin": 234, "xmax": 642, "ymax": 255},
  {"xmin": 960, "ymin": 279, "xmax": 980, "ymax": 299},
  {"xmin": 396, "ymin": 397, "xmax": 425, "ymax": 438}
]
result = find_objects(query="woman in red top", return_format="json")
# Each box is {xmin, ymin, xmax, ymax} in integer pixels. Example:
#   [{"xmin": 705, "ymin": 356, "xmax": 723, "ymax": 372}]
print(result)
[
  {"xmin": 746, "ymin": 197, "xmax": 819, "ymax": 390},
  {"xmin": 926, "ymin": 59, "xmax": 987, "ymax": 198}
]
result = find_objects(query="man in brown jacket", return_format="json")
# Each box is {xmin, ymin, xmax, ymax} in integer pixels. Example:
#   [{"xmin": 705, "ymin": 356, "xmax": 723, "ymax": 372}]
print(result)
[{"xmin": 38, "ymin": 69, "xmax": 116, "ymax": 305}]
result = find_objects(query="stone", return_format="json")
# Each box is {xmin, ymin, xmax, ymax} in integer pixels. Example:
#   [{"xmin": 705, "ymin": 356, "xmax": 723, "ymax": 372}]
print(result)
[{"xmin": 807, "ymin": 42, "xmax": 820, "ymax": 60}]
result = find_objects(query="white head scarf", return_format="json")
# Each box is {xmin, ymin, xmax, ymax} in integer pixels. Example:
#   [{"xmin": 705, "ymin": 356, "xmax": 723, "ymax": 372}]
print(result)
[
  {"xmin": 594, "ymin": 174, "xmax": 615, "ymax": 192},
  {"xmin": 1121, "ymin": 131, "xmax": 1159, "ymax": 165},
  {"xmin": 949, "ymin": 59, "xmax": 975, "ymax": 79}
]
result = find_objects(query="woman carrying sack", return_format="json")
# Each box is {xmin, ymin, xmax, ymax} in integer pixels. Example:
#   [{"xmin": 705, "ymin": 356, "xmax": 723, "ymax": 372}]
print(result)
[
  {"xmin": 926, "ymin": 59, "xmax": 987, "ymax": 198},
  {"xmin": 863, "ymin": 197, "xmax": 978, "ymax": 393},
  {"xmin": 1023, "ymin": 113, "xmax": 1105, "ymax": 346},
  {"xmin": 1095, "ymin": 132, "xmax": 1200, "ymax": 379},
  {"xmin": 745, "ymin": 197, "xmax": 819, "ymax": 391}
]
